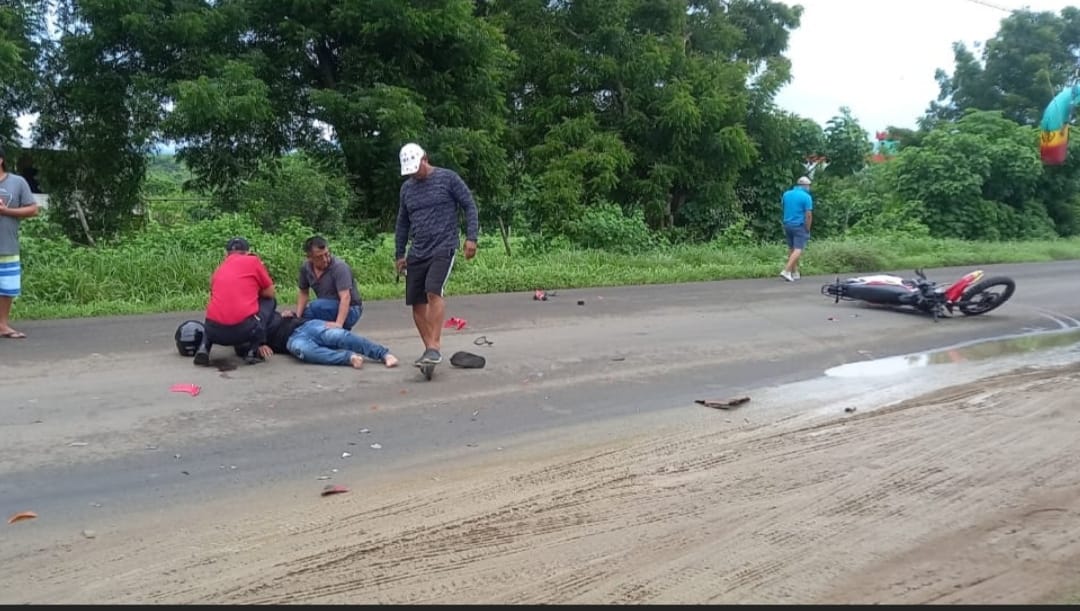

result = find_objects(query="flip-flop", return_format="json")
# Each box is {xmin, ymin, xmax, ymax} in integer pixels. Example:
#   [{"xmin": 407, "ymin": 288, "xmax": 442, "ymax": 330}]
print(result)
[{"xmin": 0, "ymin": 330, "xmax": 27, "ymax": 339}]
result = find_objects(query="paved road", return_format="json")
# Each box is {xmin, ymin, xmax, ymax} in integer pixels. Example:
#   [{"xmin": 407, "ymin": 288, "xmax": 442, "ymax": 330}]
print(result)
[{"xmin": 2, "ymin": 261, "xmax": 1078, "ymax": 542}]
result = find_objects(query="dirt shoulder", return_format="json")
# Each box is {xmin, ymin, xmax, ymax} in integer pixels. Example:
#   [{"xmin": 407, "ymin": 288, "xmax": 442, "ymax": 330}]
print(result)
[{"xmin": 5, "ymin": 359, "xmax": 1080, "ymax": 604}]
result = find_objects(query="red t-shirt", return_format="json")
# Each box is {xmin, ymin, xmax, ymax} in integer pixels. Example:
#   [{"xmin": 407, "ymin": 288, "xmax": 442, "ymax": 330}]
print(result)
[{"xmin": 205, "ymin": 253, "xmax": 273, "ymax": 325}]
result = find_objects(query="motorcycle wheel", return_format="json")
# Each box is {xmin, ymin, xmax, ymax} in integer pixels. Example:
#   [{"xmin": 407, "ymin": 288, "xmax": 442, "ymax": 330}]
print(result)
[{"xmin": 957, "ymin": 276, "xmax": 1016, "ymax": 316}]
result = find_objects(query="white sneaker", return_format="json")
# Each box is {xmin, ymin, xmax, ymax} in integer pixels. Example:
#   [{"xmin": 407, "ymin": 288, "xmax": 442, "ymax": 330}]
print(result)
[
  {"xmin": 792, "ymin": 271, "xmax": 801, "ymax": 280},
  {"xmin": 780, "ymin": 270, "xmax": 794, "ymax": 282}
]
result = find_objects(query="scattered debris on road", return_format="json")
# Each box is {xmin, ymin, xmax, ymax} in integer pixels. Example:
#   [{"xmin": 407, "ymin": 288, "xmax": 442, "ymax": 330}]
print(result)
[
  {"xmin": 169, "ymin": 383, "xmax": 202, "ymax": 397},
  {"xmin": 370, "ymin": 443, "xmax": 382, "ymax": 450},
  {"xmin": 695, "ymin": 396, "xmax": 751, "ymax": 410},
  {"xmin": 450, "ymin": 351, "xmax": 486, "ymax": 369},
  {"xmin": 444, "ymin": 317, "xmax": 467, "ymax": 331},
  {"xmin": 845, "ymin": 406, "xmax": 857, "ymax": 413},
  {"xmin": 7, "ymin": 511, "xmax": 37, "ymax": 524},
  {"xmin": 321, "ymin": 485, "xmax": 349, "ymax": 497}
]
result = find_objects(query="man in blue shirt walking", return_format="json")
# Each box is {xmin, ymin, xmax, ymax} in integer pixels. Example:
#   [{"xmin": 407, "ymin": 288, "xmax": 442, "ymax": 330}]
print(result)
[{"xmin": 780, "ymin": 176, "xmax": 813, "ymax": 282}]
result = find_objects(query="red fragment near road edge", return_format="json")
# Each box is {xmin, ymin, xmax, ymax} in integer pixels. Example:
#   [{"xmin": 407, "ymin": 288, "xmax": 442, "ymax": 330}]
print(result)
[
  {"xmin": 7, "ymin": 510, "xmax": 37, "ymax": 524},
  {"xmin": 321, "ymin": 485, "xmax": 349, "ymax": 497},
  {"xmin": 444, "ymin": 317, "xmax": 467, "ymax": 330},
  {"xmin": 170, "ymin": 383, "xmax": 202, "ymax": 397}
]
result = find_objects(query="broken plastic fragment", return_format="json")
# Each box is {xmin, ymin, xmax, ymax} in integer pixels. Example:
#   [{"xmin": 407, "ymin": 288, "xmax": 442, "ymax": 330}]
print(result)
[
  {"xmin": 169, "ymin": 383, "xmax": 202, "ymax": 397},
  {"xmin": 443, "ymin": 317, "xmax": 467, "ymax": 330},
  {"xmin": 7, "ymin": 511, "xmax": 37, "ymax": 524},
  {"xmin": 321, "ymin": 484, "xmax": 349, "ymax": 497},
  {"xmin": 695, "ymin": 397, "xmax": 751, "ymax": 410}
]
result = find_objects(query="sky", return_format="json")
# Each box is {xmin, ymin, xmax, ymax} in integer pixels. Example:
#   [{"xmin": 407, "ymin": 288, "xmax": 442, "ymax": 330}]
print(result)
[
  {"xmin": 773, "ymin": 0, "xmax": 1078, "ymax": 133},
  {"xmin": 14, "ymin": 0, "xmax": 1079, "ymax": 147}
]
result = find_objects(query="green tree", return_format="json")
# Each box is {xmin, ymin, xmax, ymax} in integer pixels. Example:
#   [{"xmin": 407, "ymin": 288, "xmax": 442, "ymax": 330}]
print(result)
[
  {"xmin": 927, "ymin": 8, "xmax": 1080, "ymax": 126},
  {"xmin": 35, "ymin": 0, "xmax": 243, "ymax": 242},
  {"xmin": 893, "ymin": 110, "xmax": 1054, "ymax": 240},
  {"xmin": 821, "ymin": 106, "xmax": 871, "ymax": 178},
  {"xmin": 0, "ymin": 0, "xmax": 44, "ymax": 146},
  {"xmin": 219, "ymin": 0, "xmax": 514, "ymax": 227},
  {"xmin": 496, "ymin": 0, "xmax": 802, "ymax": 235}
]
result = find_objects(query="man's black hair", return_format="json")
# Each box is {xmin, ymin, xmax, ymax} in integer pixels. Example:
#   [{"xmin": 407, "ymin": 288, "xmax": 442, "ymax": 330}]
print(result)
[{"xmin": 303, "ymin": 235, "xmax": 329, "ymax": 253}]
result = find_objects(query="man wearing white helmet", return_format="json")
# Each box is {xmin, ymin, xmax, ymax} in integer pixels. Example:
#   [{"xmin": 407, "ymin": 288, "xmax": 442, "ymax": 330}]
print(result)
[
  {"xmin": 780, "ymin": 176, "xmax": 813, "ymax": 282},
  {"xmin": 394, "ymin": 142, "xmax": 479, "ymax": 367}
]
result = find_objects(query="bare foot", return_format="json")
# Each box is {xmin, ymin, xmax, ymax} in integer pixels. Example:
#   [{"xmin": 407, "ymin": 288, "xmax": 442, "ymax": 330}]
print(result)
[
  {"xmin": 384, "ymin": 354, "xmax": 399, "ymax": 368},
  {"xmin": 349, "ymin": 354, "xmax": 364, "ymax": 369}
]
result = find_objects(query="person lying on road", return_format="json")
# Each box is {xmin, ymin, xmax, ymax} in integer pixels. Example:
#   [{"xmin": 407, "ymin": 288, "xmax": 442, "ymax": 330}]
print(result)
[{"xmin": 262, "ymin": 308, "xmax": 399, "ymax": 369}]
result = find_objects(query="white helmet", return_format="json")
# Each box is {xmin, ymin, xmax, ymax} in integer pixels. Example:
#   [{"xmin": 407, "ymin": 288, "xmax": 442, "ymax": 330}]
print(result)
[{"xmin": 399, "ymin": 142, "xmax": 425, "ymax": 176}]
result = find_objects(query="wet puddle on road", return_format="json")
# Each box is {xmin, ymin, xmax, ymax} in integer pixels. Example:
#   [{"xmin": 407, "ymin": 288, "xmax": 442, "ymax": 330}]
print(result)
[{"xmin": 825, "ymin": 328, "xmax": 1080, "ymax": 378}]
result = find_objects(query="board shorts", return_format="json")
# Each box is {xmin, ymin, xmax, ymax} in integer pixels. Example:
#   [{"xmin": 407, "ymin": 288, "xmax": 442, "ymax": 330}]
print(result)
[
  {"xmin": 405, "ymin": 250, "xmax": 455, "ymax": 306},
  {"xmin": 0, "ymin": 254, "xmax": 21, "ymax": 298},
  {"xmin": 784, "ymin": 224, "xmax": 810, "ymax": 250}
]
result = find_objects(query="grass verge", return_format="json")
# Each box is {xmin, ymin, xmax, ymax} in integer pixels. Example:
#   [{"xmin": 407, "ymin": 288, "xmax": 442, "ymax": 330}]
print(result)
[{"xmin": 12, "ymin": 216, "xmax": 1080, "ymax": 321}]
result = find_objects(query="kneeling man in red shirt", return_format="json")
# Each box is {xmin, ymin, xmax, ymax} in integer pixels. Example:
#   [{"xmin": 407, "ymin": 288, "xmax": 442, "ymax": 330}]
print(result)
[{"xmin": 194, "ymin": 237, "xmax": 277, "ymax": 366}]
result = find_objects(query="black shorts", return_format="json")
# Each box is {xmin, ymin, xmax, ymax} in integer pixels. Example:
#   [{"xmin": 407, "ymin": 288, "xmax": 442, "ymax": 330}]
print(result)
[{"xmin": 405, "ymin": 251, "xmax": 455, "ymax": 306}]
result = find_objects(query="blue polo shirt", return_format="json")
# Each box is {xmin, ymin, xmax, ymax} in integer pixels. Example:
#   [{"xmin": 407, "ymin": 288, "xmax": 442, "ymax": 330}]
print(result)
[{"xmin": 781, "ymin": 187, "xmax": 813, "ymax": 227}]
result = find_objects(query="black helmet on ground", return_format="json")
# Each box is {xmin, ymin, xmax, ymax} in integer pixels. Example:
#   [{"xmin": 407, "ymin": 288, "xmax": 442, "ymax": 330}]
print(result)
[{"xmin": 175, "ymin": 320, "xmax": 204, "ymax": 357}]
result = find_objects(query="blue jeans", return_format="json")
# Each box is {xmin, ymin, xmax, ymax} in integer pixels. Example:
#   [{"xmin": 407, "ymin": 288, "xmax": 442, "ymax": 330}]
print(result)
[
  {"xmin": 303, "ymin": 298, "xmax": 362, "ymax": 331},
  {"xmin": 286, "ymin": 320, "xmax": 389, "ymax": 366}
]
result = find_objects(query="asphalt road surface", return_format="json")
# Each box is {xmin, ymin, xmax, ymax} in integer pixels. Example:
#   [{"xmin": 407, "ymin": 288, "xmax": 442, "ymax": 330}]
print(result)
[{"xmin": 2, "ymin": 261, "xmax": 1080, "ymax": 603}]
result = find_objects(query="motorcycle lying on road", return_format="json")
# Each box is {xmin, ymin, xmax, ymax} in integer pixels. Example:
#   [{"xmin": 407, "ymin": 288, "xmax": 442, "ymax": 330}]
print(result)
[{"xmin": 820, "ymin": 268, "xmax": 1016, "ymax": 322}]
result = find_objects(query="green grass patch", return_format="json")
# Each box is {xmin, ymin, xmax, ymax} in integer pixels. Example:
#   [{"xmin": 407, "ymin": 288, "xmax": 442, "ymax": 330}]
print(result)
[{"xmin": 12, "ymin": 215, "xmax": 1080, "ymax": 321}]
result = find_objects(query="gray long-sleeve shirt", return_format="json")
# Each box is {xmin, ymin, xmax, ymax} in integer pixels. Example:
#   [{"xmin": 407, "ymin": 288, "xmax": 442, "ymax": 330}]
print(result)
[{"xmin": 394, "ymin": 167, "xmax": 479, "ymax": 261}]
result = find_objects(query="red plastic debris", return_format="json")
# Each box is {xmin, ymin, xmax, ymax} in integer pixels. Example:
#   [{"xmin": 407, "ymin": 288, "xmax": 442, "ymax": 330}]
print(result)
[
  {"xmin": 170, "ymin": 383, "xmax": 202, "ymax": 397},
  {"xmin": 321, "ymin": 484, "xmax": 349, "ymax": 497},
  {"xmin": 533, "ymin": 290, "xmax": 547, "ymax": 301},
  {"xmin": 444, "ymin": 317, "xmax": 467, "ymax": 330},
  {"xmin": 7, "ymin": 510, "xmax": 37, "ymax": 524}
]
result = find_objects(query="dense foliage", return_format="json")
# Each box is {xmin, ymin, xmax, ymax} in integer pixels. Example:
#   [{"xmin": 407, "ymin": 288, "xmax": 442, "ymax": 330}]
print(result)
[{"xmin": 5, "ymin": 1, "xmax": 1080, "ymax": 249}]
